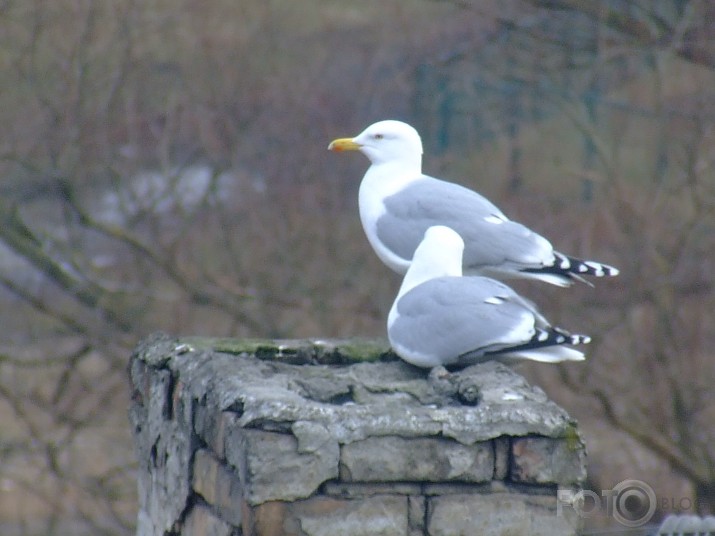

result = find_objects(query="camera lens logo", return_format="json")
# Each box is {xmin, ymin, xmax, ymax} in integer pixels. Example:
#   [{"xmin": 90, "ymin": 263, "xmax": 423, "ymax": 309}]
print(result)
[{"xmin": 609, "ymin": 479, "xmax": 657, "ymax": 527}]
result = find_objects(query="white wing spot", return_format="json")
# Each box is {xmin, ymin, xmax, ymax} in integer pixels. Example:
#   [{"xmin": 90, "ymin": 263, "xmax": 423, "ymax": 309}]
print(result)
[
  {"xmin": 537, "ymin": 330, "xmax": 549, "ymax": 342},
  {"xmin": 484, "ymin": 214, "xmax": 506, "ymax": 224},
  {"xmin": 585, "ymin": 261, "xmax": 605, "ymax": 276},
  {"xmin": 484, "ymin": 296, "xmax": 506, "ymax": 305}
]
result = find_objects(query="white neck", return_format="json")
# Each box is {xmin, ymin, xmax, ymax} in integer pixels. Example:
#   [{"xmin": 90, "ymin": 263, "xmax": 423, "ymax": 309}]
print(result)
[{"xmin": 396, "ymin": 247, "xmax": 462, "ymax": 299}]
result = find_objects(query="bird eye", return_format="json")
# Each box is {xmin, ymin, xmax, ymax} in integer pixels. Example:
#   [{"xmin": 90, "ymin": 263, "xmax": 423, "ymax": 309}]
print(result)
[{"xmin": 374, "ymin": 134, "xmax": 384, "ymax": 140}]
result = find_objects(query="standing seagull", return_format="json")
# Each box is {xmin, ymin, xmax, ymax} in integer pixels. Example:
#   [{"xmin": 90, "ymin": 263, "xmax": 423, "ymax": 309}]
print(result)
[
  {"xmin": 387, "ymin": 226, "xmax": 590, "ymax": 368},
  {"xmin": 328, "ymin": 120, "xmax": 618, "ymax": 286}
]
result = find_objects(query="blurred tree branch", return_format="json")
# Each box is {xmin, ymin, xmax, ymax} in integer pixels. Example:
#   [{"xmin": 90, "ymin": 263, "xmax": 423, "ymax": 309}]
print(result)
[
  {"xmin": 526, "ymin": 0, "xmax": 715, "ymax": 69},
  {"xmin": 0, "ymin": 198, "xmax": 134, "ymax": 333},
  {"xmin": 56, "ymin": 178, "xmax": 264, "ymax": 334}
]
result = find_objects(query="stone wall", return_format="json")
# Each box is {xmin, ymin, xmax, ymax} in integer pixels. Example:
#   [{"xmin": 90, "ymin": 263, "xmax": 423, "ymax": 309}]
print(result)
[{"xmin": 128, "ymin": 332, "xmax": 586, "ymax": 536}]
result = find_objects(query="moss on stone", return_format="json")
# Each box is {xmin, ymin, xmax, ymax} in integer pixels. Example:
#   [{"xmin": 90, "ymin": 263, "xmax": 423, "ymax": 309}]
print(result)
[
  {"xmin": 181, "ymin": 337, "xmax": 271, "ymax": 353},
  {"xmin": 331, "ymin": 339, "xmax": 394, "ymax": 362},
  {"xmin": 562, "ymin": 422, "xmax": 585, "ymax": 452},
  {"xmin": 179, "ymin": 336, "xmax": 397, "ymax": 365}
]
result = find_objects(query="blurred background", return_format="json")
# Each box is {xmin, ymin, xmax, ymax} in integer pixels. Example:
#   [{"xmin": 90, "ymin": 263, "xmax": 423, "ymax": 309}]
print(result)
[{"xmin": 1, "ymin": 0, "xmax": 713, "ymax": 534}]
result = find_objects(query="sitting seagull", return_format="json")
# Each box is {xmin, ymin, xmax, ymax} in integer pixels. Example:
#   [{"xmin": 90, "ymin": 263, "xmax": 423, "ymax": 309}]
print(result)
[
  {"xmin": 387, "ymin": 226, "xmax": 590, "ymax": 368},
  {"xmin": 328, "ymin": 120, "xmax": 618, "ymax": 287}
]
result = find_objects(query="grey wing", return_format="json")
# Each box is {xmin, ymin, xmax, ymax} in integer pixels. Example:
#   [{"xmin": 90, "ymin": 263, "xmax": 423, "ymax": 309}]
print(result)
[
  {"xmin": 377, "ymin": 177, "xmax": 553, "ymax": 269},
  {"xmin": 391, "ymin": 277, "xmax": 534, "ymax": 365}
]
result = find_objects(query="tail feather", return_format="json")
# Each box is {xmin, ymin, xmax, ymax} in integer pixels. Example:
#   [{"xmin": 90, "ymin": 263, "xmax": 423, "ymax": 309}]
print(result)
[
  {"xmin": 521, "ymin": 251, "xmax": 619, "ymax": 286},
  {"xmin": 487, "ymin": 326, "xmax": 591, "ymax": 363}
]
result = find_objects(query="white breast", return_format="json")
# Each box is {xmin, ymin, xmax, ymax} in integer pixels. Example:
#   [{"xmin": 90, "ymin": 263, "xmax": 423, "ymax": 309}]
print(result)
[{"xmin": 358, "ymin": 163, "xmax": 420, "ymax": 273}]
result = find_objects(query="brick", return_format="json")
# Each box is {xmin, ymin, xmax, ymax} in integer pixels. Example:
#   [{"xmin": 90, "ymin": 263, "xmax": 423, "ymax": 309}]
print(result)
[{"xmin": 340, "ymin": 436, "xmax": 493, "ymax": 483}]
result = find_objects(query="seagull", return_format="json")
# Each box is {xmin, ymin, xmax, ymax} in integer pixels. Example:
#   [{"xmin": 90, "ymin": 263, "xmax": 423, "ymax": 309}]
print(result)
[
  {"xmin": 328, "ymin": 120, "xmax": 619, "ymax": 287},
  {"xmin": 387, "ymin": 225, "xmax": 590, "ymax": 368}
]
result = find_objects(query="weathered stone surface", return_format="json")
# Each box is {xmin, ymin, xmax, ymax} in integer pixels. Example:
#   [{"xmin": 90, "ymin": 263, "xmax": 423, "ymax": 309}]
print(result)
[
  {"xmin": 148, "ymin": 334, "xmax": 578, "ymax": 446},
  {"xmin": 292, "ymin": 420, "xmax": 337, "ymax": 455},
  {"xmin": 191, "ymin": 449, "xmax": 242, "ymax": 526},
  {"xmin": 194, "ymin": 407, "xmax": 238, "ymax": 460},
  {"xmin": 286, "ymin": 495, "xmax": 409, "ymax": 536},
  {"xmin": 408, "ymin": 495, "xmax": 426, "ymax": 536},
  {"xmin": 511, "ymin": 436, "xmax": 587, "ymax": 485},
  {"xmin": 340, "ymin": 436, "xmax": 494, "ymax": 483},
  {"xmin": 427, "ymin": 493, "xmax": 579, "ymax": 536},
  {"xmin": 181, "ymin": 503, "xmax": 233, "ymax": 536},
  {"xmin": 225, "ymin": 428, "xmax": 339, "ymax": 505},
  {"xmin": 129, "ymin": 336, "xmax": 195, "ymax": 536}
]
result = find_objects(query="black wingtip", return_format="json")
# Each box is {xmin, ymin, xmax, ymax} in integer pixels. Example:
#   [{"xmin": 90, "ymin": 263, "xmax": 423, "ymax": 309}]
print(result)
[
  {"xmin": 486, "ymin": 326, "xmax": 591, "ymax": 358},
  {"xmin": 522, "ymin": 252, "xmax": 619, "ymax": 285}
]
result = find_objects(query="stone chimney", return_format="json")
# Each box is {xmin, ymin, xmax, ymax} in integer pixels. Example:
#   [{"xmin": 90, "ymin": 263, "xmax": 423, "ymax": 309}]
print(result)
[{"xmin": 129, "ymin": 332, "xmax": 585, "ymax": 536}]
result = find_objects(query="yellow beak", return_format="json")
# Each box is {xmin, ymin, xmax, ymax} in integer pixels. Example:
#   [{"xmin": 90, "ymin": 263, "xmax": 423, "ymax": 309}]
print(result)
[{"xmin": 328, "ymin": 137, "xmax": 361, "ymax": 152}]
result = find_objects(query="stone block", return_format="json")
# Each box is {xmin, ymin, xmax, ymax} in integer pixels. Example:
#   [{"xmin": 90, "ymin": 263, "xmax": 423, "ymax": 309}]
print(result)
[
  {"xmin": 511, "ymin": 436, "xmax": 586, "ymax": 485},
  {"xmin": 250, "ymin": 501, "xmax": 288, "ymax": 536},
  {"xmin": 191, "ymin": 449, "xmax": 243, "ymax": 527},
  {"xmin": 181, "ymin": 503, "xmax": 233, "ymax": 536},
  {"xmin": 225, "ymin": 428, "xmax": 339, "ymax": 505},
  {"xmin": 340, "ymin": 436, "xmax": 493, "ymax": 483},
  {"xmin": 285, "ymin": 495, "xmax": 409, "ymax": 536},
  {"xmin": 427, "ymin": 493, "xmax": 578, "ymax": 536}
]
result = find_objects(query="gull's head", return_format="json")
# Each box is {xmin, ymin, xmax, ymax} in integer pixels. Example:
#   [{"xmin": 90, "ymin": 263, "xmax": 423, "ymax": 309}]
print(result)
[{"xmin": 328, "ymin": 120, "xmax": 423, "ymax": 167}]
